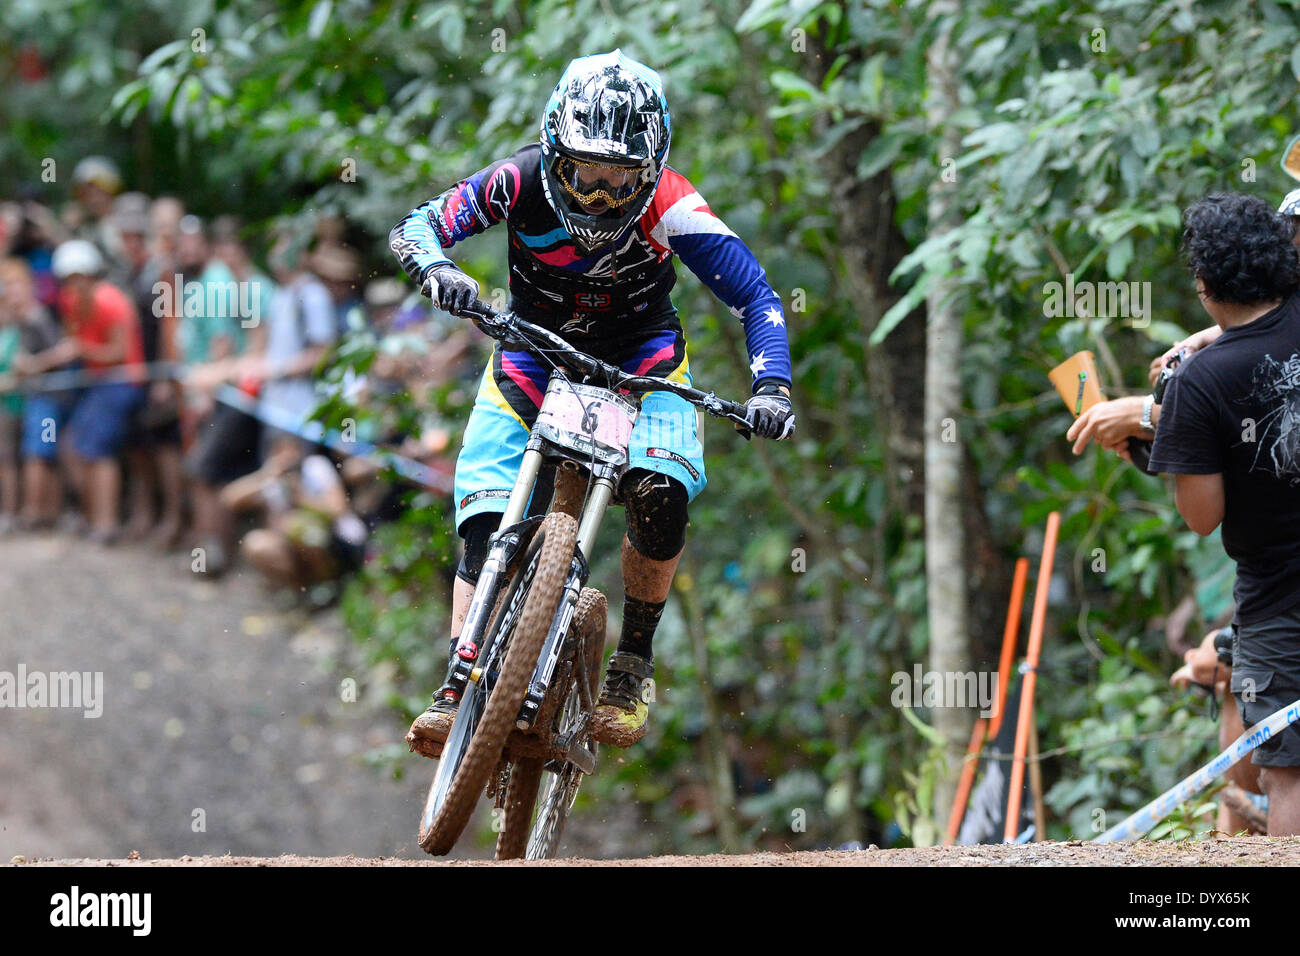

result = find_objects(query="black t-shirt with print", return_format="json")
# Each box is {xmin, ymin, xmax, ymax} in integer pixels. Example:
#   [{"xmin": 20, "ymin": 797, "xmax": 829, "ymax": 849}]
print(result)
[{"xmin": 1149, "ymin": 291, "xmax": 1300, "ymax": 625}]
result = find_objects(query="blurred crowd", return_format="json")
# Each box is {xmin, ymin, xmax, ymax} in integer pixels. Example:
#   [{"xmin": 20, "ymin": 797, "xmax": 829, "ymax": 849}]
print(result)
[{"xmin": 0, "ymin": 156, "xmax": 479, "ymax": 594}]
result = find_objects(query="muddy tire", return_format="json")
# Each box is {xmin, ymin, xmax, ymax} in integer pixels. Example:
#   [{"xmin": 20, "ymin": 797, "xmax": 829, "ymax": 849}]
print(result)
[
  {"xmin": 532, "ymin": 588, "xmax": 606, "ymax": 859},
  {"xmin": 418, "ymin": 512, "xmax": 578, "ymax": 855},
  {"xmin": 495, "ymin": 586, "xmax": 606, "ymax": 860},
  {"xmin": 493, "ymin": 757, "xmax": 545, "ymax": 859}
]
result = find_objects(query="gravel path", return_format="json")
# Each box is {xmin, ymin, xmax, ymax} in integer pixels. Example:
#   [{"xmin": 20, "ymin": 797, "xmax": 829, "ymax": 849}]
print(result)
[
  {"xmin": 14, "ymin": 836, "xmax": 1300, "ymax": 866},
  {"xmin": 0, "ymin": 531, "xmax": 446, "ymax": 861}
]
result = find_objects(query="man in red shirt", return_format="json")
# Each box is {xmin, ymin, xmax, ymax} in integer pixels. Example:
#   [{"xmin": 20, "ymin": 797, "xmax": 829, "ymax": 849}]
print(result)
[{"xmin": 28, "ymin": 240, "xmax": 145, "ymax": 543}]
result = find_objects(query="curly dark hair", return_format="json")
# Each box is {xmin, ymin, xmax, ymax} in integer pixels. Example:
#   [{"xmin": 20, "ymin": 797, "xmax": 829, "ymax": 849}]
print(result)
[{"xmin": 1181, "ymin": 193, "xmax": 1300, "ymax": 305}]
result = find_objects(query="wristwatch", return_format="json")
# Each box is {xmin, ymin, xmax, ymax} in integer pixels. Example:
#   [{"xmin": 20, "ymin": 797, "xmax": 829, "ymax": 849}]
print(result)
[{"xmin": 1139, "ymin": 394, "xmax": 1156, "ymax": 434}]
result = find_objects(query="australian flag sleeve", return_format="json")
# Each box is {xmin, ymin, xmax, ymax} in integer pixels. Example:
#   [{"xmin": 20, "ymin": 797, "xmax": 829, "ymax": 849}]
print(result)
[
  {"xmin": 647, "ymin": 170, "xmax": 793, "ymax": 390},
  {"xmin": 389, "ymin": 148, "xmax": 529, "ymax": 287}
]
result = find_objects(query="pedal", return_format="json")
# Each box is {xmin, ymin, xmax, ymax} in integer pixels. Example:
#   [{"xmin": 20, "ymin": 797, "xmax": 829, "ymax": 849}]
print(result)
[{"xmin": 549, "ymin": 741, "xmax": 596, "ymax": 776}]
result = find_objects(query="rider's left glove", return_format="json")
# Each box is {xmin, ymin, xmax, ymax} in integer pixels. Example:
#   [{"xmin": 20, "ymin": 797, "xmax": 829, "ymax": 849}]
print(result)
[{"xmin": 745, "ymin": 382, "xmax": 796, "ymax": 440}]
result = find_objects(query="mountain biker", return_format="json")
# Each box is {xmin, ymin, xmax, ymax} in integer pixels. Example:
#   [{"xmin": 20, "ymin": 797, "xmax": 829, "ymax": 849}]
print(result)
[{"xmin": 390, "ymin": 50, "xmax": 795, "ymax": 754}]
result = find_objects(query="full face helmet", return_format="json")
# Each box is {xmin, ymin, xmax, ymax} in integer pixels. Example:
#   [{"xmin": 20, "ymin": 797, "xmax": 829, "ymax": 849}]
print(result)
[{"xmin": 539, "ymin": 50, "xmax": 671, "ymax": 253}]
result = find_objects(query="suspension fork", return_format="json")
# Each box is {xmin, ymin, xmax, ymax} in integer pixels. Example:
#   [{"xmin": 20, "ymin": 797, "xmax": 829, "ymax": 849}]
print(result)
[
  {"xmin": 446, "ymin": 448, "xmax": 547, "ymax": 691},
  {"xmin": 516, "ymin": 465, "xmax": 619, "ymax": 729}
]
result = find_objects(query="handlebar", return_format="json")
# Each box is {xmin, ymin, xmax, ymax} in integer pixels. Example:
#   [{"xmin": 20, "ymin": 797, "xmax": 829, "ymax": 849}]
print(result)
[{"xmin": 459, "ymin": 300, "xmax": 753, "ymax": 434}]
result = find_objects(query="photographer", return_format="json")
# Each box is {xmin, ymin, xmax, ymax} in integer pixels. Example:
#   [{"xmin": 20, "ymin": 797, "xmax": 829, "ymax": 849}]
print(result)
[
  {"xmin": 1068, "ymin": 189, "xmax": 1300, "ymax": 462},
  {"xmin": 1149, "ymin": 192, "xmax": 1300, "ymax": 835}
]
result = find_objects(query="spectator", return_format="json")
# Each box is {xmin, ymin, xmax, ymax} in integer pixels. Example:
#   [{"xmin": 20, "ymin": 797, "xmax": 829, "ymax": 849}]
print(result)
[
  {"xmin": 1149, "ymin": 192, "xmax": 1300, "ymax": 835},
  {"xmin": 256, "ymin": 229, "xmax": 338, "ymax": 456},
  {"xmin": 6, "ymin": 196, "xmax": 61, "ymax": 307},
  {"xmin": 116, "ymin": 201, "xmax": 185, "ymax": 547},
  {"xmin": 175, "ymin": 214, "xmax": 244, "ymax": 367},
  {"xmin": 221, "ymin": 450, "xmax": 367, "ymax": 597},
  {"xmin": 2, "ymin": 258, "xmax": 65, "ymax": 529},
  {"xmin": 311, "ymin": 242, "xmax": 365, "ymax": 336},
  {"xmin": 1170, "ymin": 622, "xmax": 1268, "ymax": 835},
  {"xmin": 0, "ymin": 272, "xmax": 25, "ymax": 531},
  {"xmin": 174, "ymin": 214, "xmax": 262, "ymax": 571},
  {"xmin": 1145, "ymin": 190, "xmax": 1300, "ymax": 390},
  {"xmin": 69, "ymin": 157, "xmax": 126, "ymax": 273},
  {"xmin": 42, "ymin": 240, "xmax": 145, "ymax": 543},
  {"xmin": 210, "ymin": 216, "xmax": 275, "ymax": 339}
]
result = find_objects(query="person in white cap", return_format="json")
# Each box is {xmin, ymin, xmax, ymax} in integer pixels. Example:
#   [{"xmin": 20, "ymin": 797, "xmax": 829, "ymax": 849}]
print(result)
[{"xmin": 23, "ymin": 239, "xmax": 145, "ymax": 543}]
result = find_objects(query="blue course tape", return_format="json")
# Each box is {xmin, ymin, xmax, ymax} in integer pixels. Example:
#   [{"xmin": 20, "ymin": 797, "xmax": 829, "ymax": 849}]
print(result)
[{"xmin": 1094, "ymin": 697, "xmax": 1300, "ymax": 842}]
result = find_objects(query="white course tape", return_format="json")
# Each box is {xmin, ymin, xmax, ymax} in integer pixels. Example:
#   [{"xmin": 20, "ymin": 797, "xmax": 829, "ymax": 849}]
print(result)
[{"xmin": 1094, "ymin": 697, "xmax": 1300, "ymax": 842}]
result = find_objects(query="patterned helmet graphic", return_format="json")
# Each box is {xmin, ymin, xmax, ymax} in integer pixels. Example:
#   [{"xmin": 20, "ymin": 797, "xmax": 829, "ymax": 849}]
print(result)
[{"xmin": 539, "ymin": 49, "xmax": 671, "ymax": 253}]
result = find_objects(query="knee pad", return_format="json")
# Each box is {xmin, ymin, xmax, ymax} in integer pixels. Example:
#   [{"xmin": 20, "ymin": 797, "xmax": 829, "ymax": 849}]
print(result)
[
  {"xmin": 456, "ymin": 512, "xmax": 500, "ymax": 585},
  {"xmin": 622, "ymin": 468, "xmax": 689, "ymax": 560}
]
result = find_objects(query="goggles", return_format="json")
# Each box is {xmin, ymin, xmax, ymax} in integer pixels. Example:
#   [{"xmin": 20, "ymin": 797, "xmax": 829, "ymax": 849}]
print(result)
[{"xmin": 556, "ymin": 157, "xmax": 646, "ymax": 209}]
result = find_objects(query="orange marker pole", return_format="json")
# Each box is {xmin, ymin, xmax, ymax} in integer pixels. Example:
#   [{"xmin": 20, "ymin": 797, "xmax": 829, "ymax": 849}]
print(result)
[
  {"xmin": 1004, "ymin": 512, "xmax": 1059, "ymax": 843},
  {"xmin": 944, "ymin": 717, "xmax": 987, "ymax": 844},
  {"xmin": 944, "ymin": 557, "xmax": 1029, "ymax": 844},
  {"xmin": 989, "ymin": 558, "xmax": 1030, "ymax": 740}
]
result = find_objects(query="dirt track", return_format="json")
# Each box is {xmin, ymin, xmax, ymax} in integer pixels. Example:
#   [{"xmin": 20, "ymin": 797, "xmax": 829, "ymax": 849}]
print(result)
[
  {"xmin": 0, "ymin": 531, "xmax": 436, "ymax": 861},
  {"xmin": 11, "ymin": 836, "xmax": 1300, "ymax": 866}
]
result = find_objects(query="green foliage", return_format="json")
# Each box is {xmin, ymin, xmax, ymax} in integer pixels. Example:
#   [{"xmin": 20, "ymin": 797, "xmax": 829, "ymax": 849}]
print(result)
[
  {"xmin": 1045, "ymin": 655, "xmax": 1218, "ymax": 839},
  {"xmin": 1148, "ymin": 791, "xmax": 1219, "ymax": 842},
  {"xmin": 893, "ymin": 706, "xmax": 949, "ymax": 847},
  {"xmin": 341, "ymin": 493, "xmax": 459, "ymax": 721}
]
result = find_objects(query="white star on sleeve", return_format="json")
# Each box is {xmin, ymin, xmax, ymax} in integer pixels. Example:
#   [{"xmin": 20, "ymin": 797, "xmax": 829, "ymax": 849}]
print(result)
[
  {"xmin": 763, "ymin": 306, "xmax": 785, "ymax": 327},
  {"xmin": 728, "ymin": 305, "xmax": 746, "ymax": 320},
  {"xmin": 749, "ymin": 351, "xmax": 769, "ymax": 377}
]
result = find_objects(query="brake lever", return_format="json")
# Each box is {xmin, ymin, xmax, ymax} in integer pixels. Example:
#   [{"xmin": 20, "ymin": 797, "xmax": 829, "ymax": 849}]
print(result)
[
  {"xmin": 698, "ymin": 392, "xmax": 752, "ymax": 440},
  {"xmin": 463, "ymin": 302, "xmax": 531, "ymax": 352}
]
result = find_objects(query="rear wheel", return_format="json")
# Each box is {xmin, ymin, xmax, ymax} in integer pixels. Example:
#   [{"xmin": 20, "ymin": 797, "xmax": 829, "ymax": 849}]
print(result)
[
  {"xmin": 526, "ymin": 588, "xmax": 608, "ymax": 859},
  {"xmin": 492, "ymin": 587, "xmax": 606, "ymax": 860},
  {"xmin": 495, "ymin": 587, "xmax": 606, "ymax": 859},
  {"xmin": 418, "ymin": 512, "xmax": 578, "ymax": 855}
]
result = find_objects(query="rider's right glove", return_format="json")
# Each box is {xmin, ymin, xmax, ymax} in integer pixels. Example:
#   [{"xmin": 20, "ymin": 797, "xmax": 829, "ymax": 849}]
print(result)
[
  {"xmin": 420, "ymin": 264, "xmax": 480, "ymax": 316},
  {"xmin": 745, "ymin": 382, "xmax": 796, "ymax": 440}
]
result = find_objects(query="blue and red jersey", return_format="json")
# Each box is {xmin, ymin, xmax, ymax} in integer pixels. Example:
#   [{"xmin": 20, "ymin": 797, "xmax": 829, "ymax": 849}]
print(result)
[{"xmin": 389, "ymin": 144, "xmax": 792, "ymax": 389}]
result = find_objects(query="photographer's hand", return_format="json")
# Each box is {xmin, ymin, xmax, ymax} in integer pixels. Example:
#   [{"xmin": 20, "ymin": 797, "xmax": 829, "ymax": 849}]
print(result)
[
  {"xmin": 1067, "ymin": 396, "xmax": 1151, "ymax": 455},
  {"xmin": 1148, "ymin": 326, "xmax": 1221, "ymax": 385}
]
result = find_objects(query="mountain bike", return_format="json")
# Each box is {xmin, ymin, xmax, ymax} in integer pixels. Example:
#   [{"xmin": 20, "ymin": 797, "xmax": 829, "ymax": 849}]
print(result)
[{"xmin": 418, "ymin": 300, "xmax": 751, "ymax": 858}]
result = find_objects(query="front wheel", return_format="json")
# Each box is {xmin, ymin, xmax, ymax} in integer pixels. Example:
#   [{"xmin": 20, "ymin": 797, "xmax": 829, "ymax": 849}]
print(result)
[{"xmin": 418, "ymin": 511, "xmax": 578, "ymax": 855}]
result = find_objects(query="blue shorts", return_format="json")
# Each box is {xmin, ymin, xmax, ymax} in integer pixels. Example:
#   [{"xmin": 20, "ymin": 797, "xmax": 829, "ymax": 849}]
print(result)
[
  {"xmin": 22, "ymin": 395, "xmax": 69, "ymax": 461},
  {"xmin": 67, "ymin": 382, "xmax": 146, "ymax": 460},
  {"xmin": 453, "ymin": 329, "xmax": 707, "ymax": 532}
]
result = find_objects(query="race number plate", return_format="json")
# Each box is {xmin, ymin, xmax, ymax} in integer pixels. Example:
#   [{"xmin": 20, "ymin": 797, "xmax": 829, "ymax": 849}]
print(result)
[{"xmin": 534, "ymin": 379, "xmax": 638, "ymax": 466}]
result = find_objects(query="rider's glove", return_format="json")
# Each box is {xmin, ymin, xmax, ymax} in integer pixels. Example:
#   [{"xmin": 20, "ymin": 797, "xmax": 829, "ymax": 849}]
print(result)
[
  {"xmin": 745, "ymin": 381, "xmax": 796, "ymax": 440},
  {"xmin": 421, "ymin": 264, "xmax": 480, "ymax": 316}
]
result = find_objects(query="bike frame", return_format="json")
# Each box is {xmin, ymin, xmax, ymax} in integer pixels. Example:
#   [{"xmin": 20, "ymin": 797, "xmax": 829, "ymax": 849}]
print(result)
[
  {"xmin": 449, "ymin": 377, "xmax": 625, "ymax": 736},
  {"xmin": 424, "ymin": 304, "xmax": 750, "ymax": 827}
]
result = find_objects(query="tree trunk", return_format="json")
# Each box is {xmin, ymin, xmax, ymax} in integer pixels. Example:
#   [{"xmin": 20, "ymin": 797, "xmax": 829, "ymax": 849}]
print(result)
[{"xmin": 923, "ymin": 2, "xmax": 971, "ymax": 837}]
